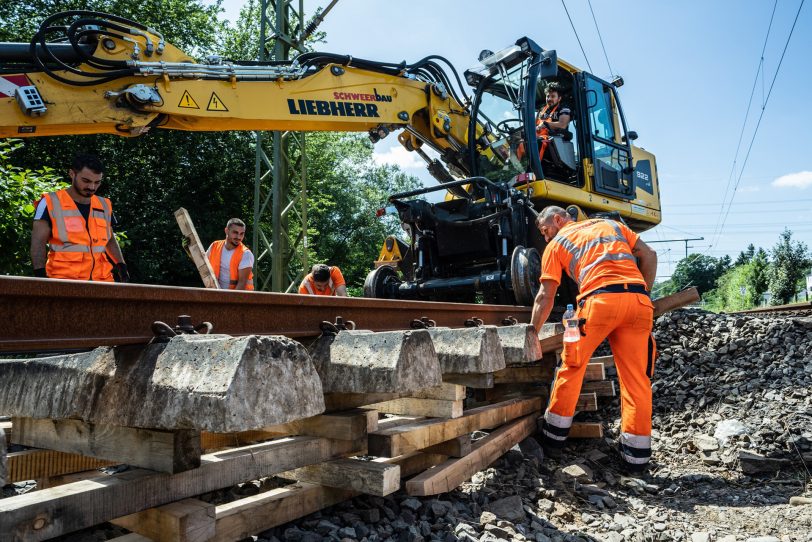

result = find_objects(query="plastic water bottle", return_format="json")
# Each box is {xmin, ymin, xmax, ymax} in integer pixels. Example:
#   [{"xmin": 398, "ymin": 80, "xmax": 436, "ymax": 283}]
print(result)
[{"xmin": 562, "ymin": 304, "xmax": 580, "ymax": 343}]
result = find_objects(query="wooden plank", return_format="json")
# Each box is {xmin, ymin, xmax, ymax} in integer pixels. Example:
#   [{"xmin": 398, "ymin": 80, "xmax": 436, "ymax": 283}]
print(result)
[
  {"xmin": 113, "ymin": 499, "xmax": 215, "ymax": 542},
  {"xmin": 366, "ymin": 398, "xmax": 463, "ymax": 419},
  {"xmin": 368, "ymin": 397, "xmax": 542, "ymax": 457},
  {"xmin": 493, "ymin": 365, "xmax": 553, "ymax": 384},
  {"xmin": 422, "ymin": 435, "xmax": 472, "ymax": 458},
  {"xmin": 377, "ymin": 415, "xmax": 426, "ymax": 431},
  {"xmin": 590, "ymin": 354, "xmax": 615, "ymax": 368},
  {"xmin": 0, "ymin": 436, "xmax": 361, "ymax": 541},
  {"xmin": 323, "ymin": 392, "xmax": 407, "ymax": 411},
  {"xmin": 569, "ymin": 422, "xmax": 603, "ymax": 439},
  {"xmin": 409, "ymin": 383, "xmax": 466, "ymax": 401},
  {"xmin": 539, "ymin": 333, "xmax": 563, "ymax": 354},
  {"xmin": 282, "ymin": 458, "xmax": 400, "ymax": 496},
  {"xmin": 443, "ymin": 373, "xmax": 494, "ymax": 388},
  {"xmin": 12, "ymin": 418, "xmax": 201, "ymax": 474},
  {"xmin": 201, "ymin": 429, "xmax": 285, "ymax": 452},
  {"xmin": 260, "ymin": 410, "xmax": 374, "ymax": 441},
  {"xmin": 7, "ymin": 449, "xmax": 113, "ymax": 484},
  {"xmin": 405, "ymin": 414, "xmax": 537, "ymax": 496},
  {"xmin": 383, "ymin": 452, "xmax": 448, "ymax": 477},
  {"xmin": 653, "ymin": 287, "xmax": 700, "ymax": 316},
  {"xmin": 109, "ymin": 535, "xmax": 155, "ymax": 542},
  {"xmin": 174, "ymin": 207, "xmax": 218, "ymax": 289},
  {"xmin": 577, "ymin": 392, "xmax": 598, "ymax": 412},
  {"xmin": 581, "ymin": 380, "xmax": 616, "ymax": 397},
  {"xmin": 584, "ymin": 362, "xmax": 606, "ymax": 381}
]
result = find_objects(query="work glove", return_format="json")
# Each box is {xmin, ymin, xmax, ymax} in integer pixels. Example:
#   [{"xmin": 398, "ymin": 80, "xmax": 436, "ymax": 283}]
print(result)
[
  {"xmin": 114, "ymin": 262, "xmax": 130, "ymax": 283},
  {"xmin": 33, "ymin": 268, "xmax": 47, "ymax": 278},
  {"xmin": 181, "ymin": 236, "xmax": 193, "ymax": 260}
]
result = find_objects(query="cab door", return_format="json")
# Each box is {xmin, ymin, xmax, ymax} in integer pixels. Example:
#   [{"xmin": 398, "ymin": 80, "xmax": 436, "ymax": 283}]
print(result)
[{"xmin": 583, "ymin": 74, "xmax": 635, "ymax": 199}]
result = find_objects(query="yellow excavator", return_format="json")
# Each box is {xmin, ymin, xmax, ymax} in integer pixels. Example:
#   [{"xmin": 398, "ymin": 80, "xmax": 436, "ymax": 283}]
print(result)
[{"xmin": 0, "ymin": 11, "xmax": 661, "ymax": 305}]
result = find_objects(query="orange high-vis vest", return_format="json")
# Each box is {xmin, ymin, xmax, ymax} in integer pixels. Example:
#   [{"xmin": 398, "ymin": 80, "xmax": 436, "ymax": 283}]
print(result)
[
  {"xmin": 299, "ymin": 266, "xmax": 345, "ymax": 296},
  {"xmin": 43, "ymin": 189, "xmax": 114, "ymax": 281},
  {"xmin": 208, "ymin": 240, "xmax": 254, "ymax": 290},
  {"xmin": 541, "ymin": 219, "xmax": 646, "ymax": 300}
]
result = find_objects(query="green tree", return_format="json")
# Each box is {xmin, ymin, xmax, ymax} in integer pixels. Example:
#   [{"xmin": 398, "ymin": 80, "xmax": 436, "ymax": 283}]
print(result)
[
  {"xmin": 0, "ymin": 140, "xmax": 66, "ymax": 275},
  {"xmin": 744, "ymin": 247, "xmax": 770, "ymax": 305},
  {"xmin": 768, "ymin": 229, "xmax": 810, "ymax": 304},
  {"xmin": 734, "ymin": 243, "xmax": 756, "ymax": 266},
  {"xmin": 670, "ymin": 253, "xmax": 730, "ymax": 295}
]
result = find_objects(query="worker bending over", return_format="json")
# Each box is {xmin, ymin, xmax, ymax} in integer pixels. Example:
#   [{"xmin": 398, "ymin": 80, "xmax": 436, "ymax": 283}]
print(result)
[
  {"xmin": 206, "ymin": 218, "xmax": 254, "ymax": 290},
  {"xmin": 31, "ymin": 153, "xmax": 128, "ymax": 282},
  {"xmin": 299, "ymin": 263, "xmax": 347, "ymax": 296},
  {"xmin": 531, "ymin": 206, "xmax": 657, "ymax": 473}
]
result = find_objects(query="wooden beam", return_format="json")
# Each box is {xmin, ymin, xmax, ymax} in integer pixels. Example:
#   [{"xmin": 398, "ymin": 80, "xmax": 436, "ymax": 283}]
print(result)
[
  {"xmin": 11, "ymin": 418, "xmax": 201, "ymax": 474},
  {"xmin": 409, "ymin": 383, "xmax": 466, "ymax": 401},
  {"xmin": 7, "ymin": 449, "xmax": 113, "ymax": 484},
  {"xmin": 539, "ymin": 333, "xmax": 563, "ymax": 354},
  {"xmin": 323, "ymin": 392, "xmax": 406, "ymax": 411},
  {"xmin": 443, "ymin": 373, "xmax": 494, "ymax": 388},
  {"xmin": 174, "ymin": 207, "xmax": 218, "ymax": 289},
  {"xmin": 405, "ymin": 414, "xmax": 537, "ymax": 496},
  {"xmin": 422, "ymin": 435, "xmax": 472, "ymax": 457},
  {"xmin": 653, "ymin": 287, "xmax": 700, "ymax": 316},
  {"xmin": 201, "ymin": 430, "xmax": 287, "ymax": 452},
  {"xmin": 581, "ymin": 380, "xmax": 616, "ymax": 397},
  {"xmin": 116, "ymin": 451, "xmax": 447, "ymax": 542},
  {"xmin": 584, "ymin": 362, "xmax": 606, "ymax": 381},
  {"xmin": 0, "ymin": 436, "xmax": 362, "ymax": 541},
  {"xmin": 577, "ymin": 392, "xmax": 598, "ymax": 412},
  {"xmin": 113, "ymin": 499, "xmax": 215, "ymax": 542},
  {"xmin": 569, "ymin": 422, "xmax": 603, "ymax": 439},
  {"xmin": 109, "ymin": 535, "xmax": 155, "ymax": 542},
  {"xmin": 366, "ymin": 398, "xmax": 463, "ymax": 419},
  {"xmin": 368, "ymin": 397, "xmax": 542, "ymax": 457},
  {"xmin": 493, "ymin": 365, "xmax": 553, "ymax": 384},
  {"xmin": 259, "ymin": 409, "xmax": 376, "ymax": 441},
  {"xmin": 282, "ymin": 458, "xmax": 400, "ymax": 496},
  {"xmin": 376, "ymin": 415, "xmax": 426, "ymax": 431},
  {"xmin": 590, "ymin": 354, "xmax": 615, "ymax": 368}
]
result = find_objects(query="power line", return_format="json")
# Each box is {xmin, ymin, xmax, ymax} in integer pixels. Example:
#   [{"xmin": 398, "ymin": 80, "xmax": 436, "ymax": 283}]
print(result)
[
  {"xmin": 586, "ymin": 0, "xmax": 614, "ymax": 77},
  {"xmin": 667, "ymin": 198, "xmax": 812, "ymax": 207},
  {"xmin": 713, "ymin": 0, "xmax": 806, "ymax": 248},
  {"xmin": 710, "ymin": 0, "xmax": 779, "ymax": 247},
  {"xmin": 561, "ymin": 0, "xmax": 594, "ymax": 73}
]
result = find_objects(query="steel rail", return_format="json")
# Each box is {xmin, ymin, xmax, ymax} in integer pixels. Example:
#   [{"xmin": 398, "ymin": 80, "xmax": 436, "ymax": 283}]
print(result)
[
  {"xmin": 0, "ymin": 276, "xmax": 530, "ymax": 353},
  {"xmin": 732, "ymin": 300, "xmax": 812, "ymax": 316}
]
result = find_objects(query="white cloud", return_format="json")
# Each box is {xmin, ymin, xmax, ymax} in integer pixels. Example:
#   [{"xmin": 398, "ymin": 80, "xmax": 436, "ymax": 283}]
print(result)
[
  {"xmin": 372, "ymin": 146, "xmax": 423, "ymax": 170},
  {"xmin": 772, "ymin": 171, "xmax": 812, "ymax": 189}
]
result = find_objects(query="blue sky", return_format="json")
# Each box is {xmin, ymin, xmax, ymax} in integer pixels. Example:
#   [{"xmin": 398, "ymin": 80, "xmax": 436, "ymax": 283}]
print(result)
[{"xmin": 216, "ymin": 0, "xmax": 811, "ymax": 278}]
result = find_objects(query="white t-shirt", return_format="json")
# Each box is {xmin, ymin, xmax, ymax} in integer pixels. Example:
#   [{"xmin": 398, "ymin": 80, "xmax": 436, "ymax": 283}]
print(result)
[{"xmin": 206, "ymin": 244, "xmax": 254, "ymax": 289}]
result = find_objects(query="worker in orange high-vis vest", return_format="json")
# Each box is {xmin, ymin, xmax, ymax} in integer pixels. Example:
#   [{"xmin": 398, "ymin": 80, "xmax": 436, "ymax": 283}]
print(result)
[
  {"xmin": 299, "ymin": 263, "xmax": 347, "ymax": 296},
  {"xmin": 206, "ymin": 218, "xmax": 254, "ymax": 290},
  {"xmin": 531, "ymin": 206, "xmax": 658, "ymax": 474},
  {"xmin": 516, "ymin": 82, "xmax": 571, "ymax": 163},
  {"xmin": 31, "ymin": 153, "xmax": 128, "ymax": 282}
]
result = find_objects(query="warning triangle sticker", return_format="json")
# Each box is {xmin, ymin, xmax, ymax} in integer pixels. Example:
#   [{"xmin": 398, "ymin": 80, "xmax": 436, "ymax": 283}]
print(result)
[
  {"xmin": 206, "ymin": 92, "xmax": 228, "ymax": 112},
  {"xmin": 178, "ymin": 90, "xmax": 199, "ymax": 109}
]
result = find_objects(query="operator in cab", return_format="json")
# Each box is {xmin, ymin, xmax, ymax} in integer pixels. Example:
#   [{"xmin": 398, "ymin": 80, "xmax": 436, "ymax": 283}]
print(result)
[
  {"xmin": 531, "ymin": 206, "xmax": 657, "ymax": 475},
  {"xmin": 299, "ymin": 263, "xmax": 348, "ymax": 296},
  {"xmin": 535, "ymin": 82, "xmax": 572, "ymax": 162},
  {"xmin": 30, "ymin": 153, "xmax": 129, "ymax": 282}
]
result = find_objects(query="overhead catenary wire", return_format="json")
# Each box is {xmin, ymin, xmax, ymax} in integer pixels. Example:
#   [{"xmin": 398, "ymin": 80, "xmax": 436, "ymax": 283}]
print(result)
[
  {"xmin": 560, "ymin": 0, "xmax": 593, "ymax": 73},
  {"xmin": 586, "ymin": 0, "xmax": 614, "ymax": 77},
  {"xmin": 709, "ymin": 0, "xmax": 778, "ymax": 247},
  {"xmin": 711, "ymin": 0, "xmax": 806, "ymax": 249}
]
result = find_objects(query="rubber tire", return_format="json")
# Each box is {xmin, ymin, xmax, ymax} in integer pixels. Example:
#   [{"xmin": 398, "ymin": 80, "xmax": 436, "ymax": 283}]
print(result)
[
  {"xmin": 510, "ymin": 245, "xmax": 541, "ymax": 306},
  {"xmin": 363, "ymin": 265, "xmax": 400, "ymax": 299}
]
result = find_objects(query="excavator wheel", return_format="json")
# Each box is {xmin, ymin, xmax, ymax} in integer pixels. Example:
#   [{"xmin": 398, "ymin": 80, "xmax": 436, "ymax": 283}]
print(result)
[
  {"xmin": 510, "ymin": 246, "xmax": 541, "ymax": 306},
  {"xmin": 363, "ymin": 265, "xmax": 401, "ymax": 299}
]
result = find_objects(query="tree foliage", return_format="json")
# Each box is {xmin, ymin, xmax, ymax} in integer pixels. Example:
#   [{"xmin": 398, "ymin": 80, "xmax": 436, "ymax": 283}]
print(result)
[
  {"xmin": 0, "ymin": 2, "xmax": 420, "ymax": 291},
  {"xmin": 669, "ymin": 253, "xmax": 731, "ymax": 295},
  {"xmin": 0, "ymin": 140, "xmax": 66, "ymax": 276},
  {"xmin": 768, "ymin": 229, "xmax": 810, "ymax": 305}
]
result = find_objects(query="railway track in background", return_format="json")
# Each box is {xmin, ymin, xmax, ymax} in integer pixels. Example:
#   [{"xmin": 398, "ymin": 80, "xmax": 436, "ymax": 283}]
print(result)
[
  {"xmin": 0, "ymin": 276, "xmax": 531, "ymax": 353},
  {"xmin": 731, "ymin": 300, "xmax": 812, "ymax": 317}
]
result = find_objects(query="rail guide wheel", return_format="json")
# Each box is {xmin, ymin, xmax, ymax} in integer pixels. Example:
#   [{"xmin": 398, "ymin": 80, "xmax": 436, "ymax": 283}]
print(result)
[
  {"xmin": 363, "ymin": 265, "xmax": 401, "ymax": 299},
  {"xmin": 510, "ymin": 245, "xmax": 541, "ymax": 306}
]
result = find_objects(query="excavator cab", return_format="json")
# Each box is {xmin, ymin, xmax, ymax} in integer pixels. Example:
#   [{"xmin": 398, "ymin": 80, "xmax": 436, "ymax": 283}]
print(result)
[{"xmin": 366, "ymin": 37, "xmax": 660, "ymax": 307}]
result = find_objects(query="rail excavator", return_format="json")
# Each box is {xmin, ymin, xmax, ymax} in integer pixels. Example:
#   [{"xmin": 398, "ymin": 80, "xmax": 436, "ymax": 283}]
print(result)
[{"xmin": 0, "ymin": 11, "xmax": 661, "ymax": 307}]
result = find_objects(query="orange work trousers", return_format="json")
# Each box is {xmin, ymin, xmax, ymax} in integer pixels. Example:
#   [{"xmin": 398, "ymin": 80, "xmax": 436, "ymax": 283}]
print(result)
[{"xmin": 540, "ymin": 292, "xmax": 657, "ymax": 470}]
